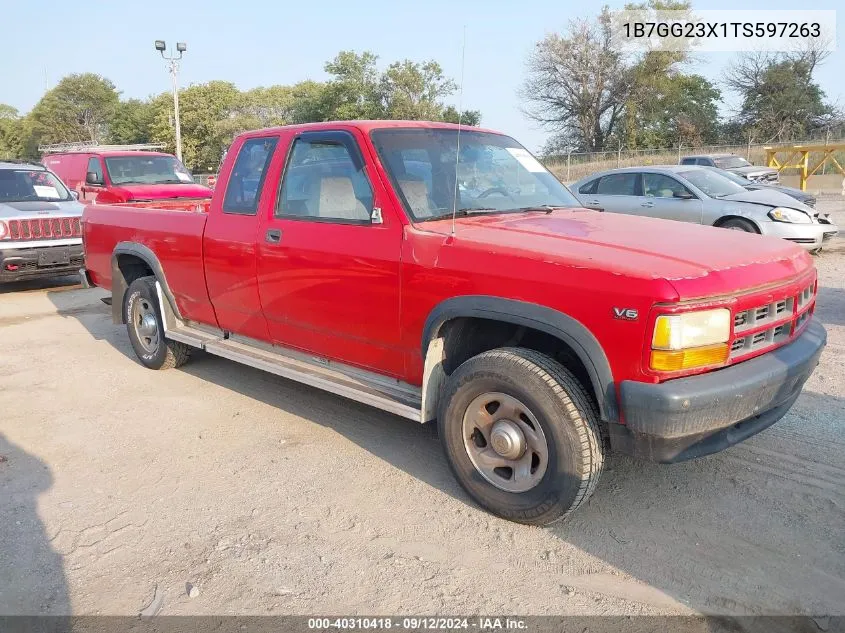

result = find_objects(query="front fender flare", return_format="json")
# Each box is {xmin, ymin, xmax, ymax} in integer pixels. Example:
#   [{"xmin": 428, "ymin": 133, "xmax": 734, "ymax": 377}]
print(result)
[{"xmin": 421, "ymin": 296, "xmax": 617, "ymax": 423}]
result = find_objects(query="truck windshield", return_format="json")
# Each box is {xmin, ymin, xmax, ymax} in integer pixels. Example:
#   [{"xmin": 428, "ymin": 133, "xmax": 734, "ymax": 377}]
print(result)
[
  {"xmin": 105, "ymin": 155, "xmax": 195, "ymax": 185},
  {"xmin": 713, "ymin": 156, "xmax": 752, "ymax": 169},
  {"xmin": 371, "ymin": 128, "xmax": 579, "ymax": 221},
  {"xmin": 0, "ymin": 169, "xmax": 73, "ymax": 202}
]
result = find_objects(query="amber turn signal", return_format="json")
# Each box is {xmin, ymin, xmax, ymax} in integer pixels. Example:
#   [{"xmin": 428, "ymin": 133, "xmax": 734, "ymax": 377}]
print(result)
[{"xmin": 650, "ymin": 343, "xmax": 729, "ymax": 372}]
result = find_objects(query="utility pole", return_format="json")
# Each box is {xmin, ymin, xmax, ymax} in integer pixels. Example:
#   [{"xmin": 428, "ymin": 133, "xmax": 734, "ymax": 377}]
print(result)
[{"xmin": 155, "ymin": 40, "xmax": 187, "ymax": 162}]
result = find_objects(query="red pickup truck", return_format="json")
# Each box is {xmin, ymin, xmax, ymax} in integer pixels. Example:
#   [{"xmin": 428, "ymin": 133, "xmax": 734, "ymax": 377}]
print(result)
[{"xmin": 81, "ymin": 121, "xmax": 826, "ymax": 525}]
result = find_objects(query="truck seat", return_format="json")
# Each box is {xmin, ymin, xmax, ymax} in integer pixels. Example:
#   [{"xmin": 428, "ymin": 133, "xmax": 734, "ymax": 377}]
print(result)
[{"xmin": 317, "ymin": 176, "xmax": 370, "ymax": 221}]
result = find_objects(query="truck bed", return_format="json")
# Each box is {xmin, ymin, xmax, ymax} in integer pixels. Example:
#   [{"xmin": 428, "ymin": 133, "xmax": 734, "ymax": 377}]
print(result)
[{"xmin": 83, "ymin": 202, "xmax": 214, "ymax": 324}]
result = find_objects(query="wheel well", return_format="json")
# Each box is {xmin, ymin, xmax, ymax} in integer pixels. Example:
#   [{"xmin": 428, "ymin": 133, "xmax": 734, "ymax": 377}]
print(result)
[
  {"xmin": 112, "ymin": 254, "xmax": 155, "ymax": 324},
  {"xmin": 436, "ymin": 317, "xmax": 596, "ymax": 410},
  {"xmin": 713, "ymin": 215, "xmax": 760, "ymax": 233},
  {"xmin": 116, "ymin": 254, "xmax": 154, "ymax": 286}
]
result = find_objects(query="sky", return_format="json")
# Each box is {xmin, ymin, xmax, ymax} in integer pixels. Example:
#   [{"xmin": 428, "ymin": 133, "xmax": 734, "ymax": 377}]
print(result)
[{"xmin": 1, "ymin": 0, "xmax": 842, "ymax": 153}]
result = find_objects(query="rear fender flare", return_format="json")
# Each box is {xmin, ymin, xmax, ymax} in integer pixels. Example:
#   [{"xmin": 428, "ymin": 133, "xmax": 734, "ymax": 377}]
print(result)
[
  {"xmin": 110, "ymin": 242, "xmax": 181, "ymax": 325},
  {"xmin": 420, "ymin": 296, "xmax": 617, "ymax": 424}
]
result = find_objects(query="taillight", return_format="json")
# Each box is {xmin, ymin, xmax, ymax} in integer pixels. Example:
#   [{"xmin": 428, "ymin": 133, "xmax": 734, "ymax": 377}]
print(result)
[{"xmin": 0, "ymin": 220, "xmax": 8, "ymax": 240}]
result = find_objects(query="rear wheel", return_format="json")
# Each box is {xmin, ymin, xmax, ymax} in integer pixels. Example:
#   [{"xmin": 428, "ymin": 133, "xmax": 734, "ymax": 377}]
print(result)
[
  {"xmin": 124, "ymin": 276, "xmax": 190, "ymax": 370},
  {"xmin": 719, "ymin": 217, "xmax": 758, "ymax": 233},
  {"xmin": 438, "ymin": 347, "xmax": 604, "ymax": 525}
]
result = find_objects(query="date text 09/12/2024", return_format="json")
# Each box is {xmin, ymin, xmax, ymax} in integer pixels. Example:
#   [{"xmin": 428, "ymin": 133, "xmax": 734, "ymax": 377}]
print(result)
[{"xmin": 307, "ymin": 618, "xmax": 526, "ymax": 630}]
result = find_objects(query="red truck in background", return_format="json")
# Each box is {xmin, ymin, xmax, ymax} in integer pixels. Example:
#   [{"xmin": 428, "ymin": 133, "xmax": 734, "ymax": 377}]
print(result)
[
  {"xmin": 81, "ymin": 121, "xmax": 826, "ymax": 525},
  {"xmin": 41, "ymin": 143, "xmax": 212, "ymax": 204}
]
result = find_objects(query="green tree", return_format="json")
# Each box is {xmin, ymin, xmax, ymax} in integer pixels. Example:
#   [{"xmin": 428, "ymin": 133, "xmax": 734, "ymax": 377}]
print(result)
[
  {"xmin": 109, "ymin": 99, "xmax": 154, "ymax": 145},
  {"xmin": 725, "ymin": 50, "xmax": 834, "ymax": 142},
  {"xmin": 379, "ymin": 60, "xmax": 455, "ymax": 119},
  {"xmin": 0, "ymin": 105, "xmax": 26, "ymax": 159},
  {"xmin": 322, "ymin": 51, "xmax": 383, "ymax": 120},
  {"xmin": 150, "ymin": 81, "xmax": 241, "ymax": 171},
  {"xmin": 29, "ymin": 73, "xmax": 119, "ymax": 146},
  {"xmin": 623, "ymin": 73, "xmax": 721, "ymax": 148}
]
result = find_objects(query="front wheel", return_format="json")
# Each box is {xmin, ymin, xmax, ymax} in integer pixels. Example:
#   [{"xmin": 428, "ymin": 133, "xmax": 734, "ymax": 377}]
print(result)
[
  {"xmin": 124, "ymin": 276, "xmax": 190, "ymax": 370},
  {"xmin": 719, "ymin": 217, "xmax": 758, "ymax": 233},
  {"xmin": 438, "ymin": 347, "xmax": 604, "ymax": 525}
]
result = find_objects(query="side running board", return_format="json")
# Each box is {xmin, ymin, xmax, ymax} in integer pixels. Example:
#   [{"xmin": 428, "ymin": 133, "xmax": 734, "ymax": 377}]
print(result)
[{"xmin": 156, "ymin": 286, "xmax": 421, "ymax": 421}]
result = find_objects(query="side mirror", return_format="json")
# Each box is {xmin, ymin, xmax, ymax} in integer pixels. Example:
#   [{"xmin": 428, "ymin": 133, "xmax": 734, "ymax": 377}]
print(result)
[
  {"xmin": 673, "ymin": 190, "xmax": 694, "ymax": 199},
  {"xmin": 86, "ymin": 171, "xmax": 103, "ymax": 185},
  {"xmin": 70, "ymin": 191, "xmax": 79, "ymax": 200},
  {"xmin": 371, "ymin": 207, "xmax": 383, "ymax": 225}
]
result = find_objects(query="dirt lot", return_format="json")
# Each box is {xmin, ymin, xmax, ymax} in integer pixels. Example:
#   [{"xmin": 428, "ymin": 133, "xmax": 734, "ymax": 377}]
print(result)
[{"xmin": 1, "ymin": 201, "xmax": 844, "ymax": 618}]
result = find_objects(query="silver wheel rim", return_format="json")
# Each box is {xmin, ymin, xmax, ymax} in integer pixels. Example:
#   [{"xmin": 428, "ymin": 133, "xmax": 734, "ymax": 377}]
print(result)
[
  {"xmin": 132, "ymin": 297, "xmax": 159, "ymax": 355},
  {"xmin": 461, "ymin": 392, "xmax": 549, "ymax": 493}
]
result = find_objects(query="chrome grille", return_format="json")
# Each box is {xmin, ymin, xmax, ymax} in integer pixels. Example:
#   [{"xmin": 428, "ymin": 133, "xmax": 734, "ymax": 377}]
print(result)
[
  {"xmin": 730, "ymin": 282, "xmax": 815, "ymax": 359},
  {"xmin": 734, "ymin": 297, "xmax": 794, "ymax": 334}
]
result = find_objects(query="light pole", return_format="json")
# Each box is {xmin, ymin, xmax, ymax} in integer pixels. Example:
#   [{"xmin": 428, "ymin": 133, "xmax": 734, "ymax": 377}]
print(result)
[{"xmin": 155, "ymin": 40, "xmax": 186, "ymax": 162}]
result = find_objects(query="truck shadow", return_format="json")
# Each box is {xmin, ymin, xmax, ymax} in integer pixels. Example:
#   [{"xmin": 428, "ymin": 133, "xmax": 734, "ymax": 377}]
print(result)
[
  {"xmin": 49, "ymin": 287, "xmax": 845, "ymax": 621},
  {"xmin": 181, "ymin": 353, "xmax": 845, "ymax": 620},
  {"xmin": 0, "ymin": 275, "xmax": 79, "ymax": 295},
  {"xmin": 0, "ymin": 433, "xmax": 70, "ymax": 619}
]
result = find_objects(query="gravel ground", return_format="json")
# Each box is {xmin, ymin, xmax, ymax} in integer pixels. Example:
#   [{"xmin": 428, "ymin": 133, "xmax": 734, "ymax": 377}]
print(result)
[{"xmin": 1, "ymin": 201, "xmax": 844, "ymax": 617}]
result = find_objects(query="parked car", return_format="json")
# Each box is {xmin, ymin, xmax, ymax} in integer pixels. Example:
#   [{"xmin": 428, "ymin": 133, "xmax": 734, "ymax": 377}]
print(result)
[
  {"xmin": 572, "ymin": 165, "xmax": 838, "ymax": 251},
  {"xmin": 680, "ymin": 153, "xmax": 779, "ymax": 183},
  {"xmin": 703, "ymin": 165, "xmax": 817, "ymax": 208},
  {"xmin": 0, "ymin": 160, "xmax": 84, "ymax": 283},
  {"xmin": 42, "ymin": 146, "xmax": 212, "ymax": 204},
  {"xmin": 82, "ymin": 121, "xmax": 826, "ymax": 525}
]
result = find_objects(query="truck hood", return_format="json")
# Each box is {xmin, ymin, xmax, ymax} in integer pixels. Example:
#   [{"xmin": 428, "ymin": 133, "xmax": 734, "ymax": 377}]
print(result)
[
  {"xmin": 422, "ymin": 209, "xmax": 811, "ymax": 301},
  {"xmin": 0, "ymin": 199, "xmax": 85, "ymax": 218},
  {"xmin": 112, "ymin": 183, "xmax": 213, "ymax": 200}
]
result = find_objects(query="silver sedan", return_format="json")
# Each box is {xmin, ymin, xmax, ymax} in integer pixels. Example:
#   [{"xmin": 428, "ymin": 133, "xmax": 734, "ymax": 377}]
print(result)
[{"xmin": 571, "ymin": 165, "xmax": 838, "ymax": 251}]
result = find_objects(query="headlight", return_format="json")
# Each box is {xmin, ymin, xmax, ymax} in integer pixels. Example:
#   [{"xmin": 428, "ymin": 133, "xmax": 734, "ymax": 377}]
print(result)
[
  {"xmin": 769, "ymin": 207, "xmax": 811, "ymax": 224},
  {"xmin": 650, "ymin": 308, "xmax": 731, "ymax": 371}
]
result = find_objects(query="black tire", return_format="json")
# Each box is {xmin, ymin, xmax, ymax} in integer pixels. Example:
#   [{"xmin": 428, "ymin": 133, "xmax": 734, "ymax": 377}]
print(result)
[
  {"xmin": 719, "ymin": 217, "xmax": 758, "ymax": 233},
  {"xmin": 124, "ymin": 276, "xmax": 190, "ymax": 370},
  {"xmin": 437, "ymin": 347, "xmax": 604, "ymax": 526}
]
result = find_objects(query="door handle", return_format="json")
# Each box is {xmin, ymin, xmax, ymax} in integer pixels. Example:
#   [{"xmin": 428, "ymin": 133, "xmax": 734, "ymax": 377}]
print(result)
[
  {"xmin": 265, "ymin": 229, "xmax": 282, "ymax": 244},
  {"xmin": 641, "ymin": 201, "xmax": 654, "ymax": 208}
]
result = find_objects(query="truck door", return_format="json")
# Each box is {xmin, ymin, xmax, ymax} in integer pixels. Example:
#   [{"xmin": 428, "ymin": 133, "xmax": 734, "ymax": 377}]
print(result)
[{"xmin": 255, "ymin": 129, "xmax": 405, "ymax": 378}]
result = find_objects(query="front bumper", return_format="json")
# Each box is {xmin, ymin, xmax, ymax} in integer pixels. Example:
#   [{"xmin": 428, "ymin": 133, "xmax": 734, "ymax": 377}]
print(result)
[
  {"xmin": 0, "ymin": 244, "xmax": 85, "ymax": 282},
  {"xmin": 761, "ymin": 221, "xmax": 839, "ymax": 250},
  {"xmin": 610, "ymin": 319, "xmax": 826, "ymax": 463}
]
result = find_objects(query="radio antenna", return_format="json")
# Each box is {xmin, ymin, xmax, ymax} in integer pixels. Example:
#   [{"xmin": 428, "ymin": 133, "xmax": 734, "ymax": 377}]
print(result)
[{"xmin": 451, "ymin": 25, "xmax": 467, "ymax": 237}]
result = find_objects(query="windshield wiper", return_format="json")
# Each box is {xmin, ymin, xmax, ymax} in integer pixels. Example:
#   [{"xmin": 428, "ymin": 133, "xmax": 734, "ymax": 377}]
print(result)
[
  {"xmin": 514, "ymin": 205, "xmax": 566, "ymax": 214},
  {"xmin": 454, "ymin": 207, "xmax": 500, "ymax": 216}
]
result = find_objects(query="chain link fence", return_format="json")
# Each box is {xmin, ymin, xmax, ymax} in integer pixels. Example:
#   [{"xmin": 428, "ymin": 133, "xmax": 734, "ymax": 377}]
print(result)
[{"xmin": 544, "ymin": 140, "xmax": 845, "ymax": 184}]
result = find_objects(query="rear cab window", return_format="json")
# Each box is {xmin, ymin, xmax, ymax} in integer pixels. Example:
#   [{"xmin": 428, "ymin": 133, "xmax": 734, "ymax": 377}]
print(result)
[{"xmin": 223, "ymin": 137, "xmax": 279, "ymax": 215}]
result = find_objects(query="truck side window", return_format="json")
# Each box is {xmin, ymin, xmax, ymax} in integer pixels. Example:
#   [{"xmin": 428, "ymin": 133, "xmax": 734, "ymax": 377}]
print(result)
[
  {"xmin": 276, "ymin": 138, "xmax": 373, "ymax": 223},
  {"xmin": 223, "ymin": 136, "xmax": 279, "ymax": 215},
  {"xmin": 87, "ymin": 157, "xmax": 103, "ymax": 183}
]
